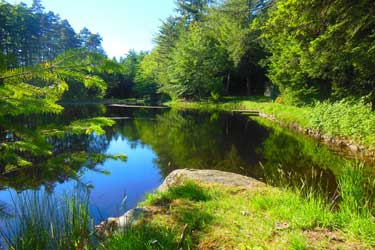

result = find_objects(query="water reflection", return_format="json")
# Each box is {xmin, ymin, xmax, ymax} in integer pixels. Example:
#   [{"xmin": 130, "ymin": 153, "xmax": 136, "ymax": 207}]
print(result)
[
  {"xmin": 0, "ymin": 105, "xmax": 370, "ymax": 223},
  {"xmin": 0, "ymin": 105, "xmax": 114, "ymax": 191}
]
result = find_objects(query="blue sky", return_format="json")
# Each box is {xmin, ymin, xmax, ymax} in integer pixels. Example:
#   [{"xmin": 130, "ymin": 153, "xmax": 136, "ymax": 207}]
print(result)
[{"xmin": 11, "ymin": 0, "xmax": 176, "ymax": 58}]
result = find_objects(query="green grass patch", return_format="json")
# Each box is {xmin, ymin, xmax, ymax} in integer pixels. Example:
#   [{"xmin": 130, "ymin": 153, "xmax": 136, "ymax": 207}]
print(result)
[
  {"xmin": 2, "ymin": 167, "xmax": 374, "ymax": 249},
  {"xmin": 102, "ymin": 224, "xmax": 181, "ymax": 250},
  {"xmin": 105, "ymin": 168, "xmax": 374, "ymax": 249},
  {"xmin": 142, "ymin": 181, "xmax": 211, "ymax": 205}
]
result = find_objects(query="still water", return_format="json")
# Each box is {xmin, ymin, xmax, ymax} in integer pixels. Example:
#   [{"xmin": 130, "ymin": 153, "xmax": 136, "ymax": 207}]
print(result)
[{"xmin": 0, "ymin": 105, "xmax": 363, "ymax": 223}]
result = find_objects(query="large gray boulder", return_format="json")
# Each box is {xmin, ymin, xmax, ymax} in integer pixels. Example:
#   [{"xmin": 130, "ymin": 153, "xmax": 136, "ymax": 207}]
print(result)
[{"xmin": 158, "ymin": 169, "xmax": 265, "ymax": 192}]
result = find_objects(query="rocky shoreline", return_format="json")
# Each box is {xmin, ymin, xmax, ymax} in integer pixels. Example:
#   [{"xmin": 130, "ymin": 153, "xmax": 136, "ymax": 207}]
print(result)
[
  {"xmin": 258, "ymin": 112, "xmax": 375, "ymax": 160},
  {"xmin": 95, "ymin": 169, "xmax": 265, "ymax": 237}
]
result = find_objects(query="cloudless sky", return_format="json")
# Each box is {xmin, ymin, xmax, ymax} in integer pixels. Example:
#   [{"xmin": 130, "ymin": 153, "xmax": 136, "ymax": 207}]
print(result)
[{"xmin": 11, "ymin": 0, "xmax": 176, "ymax": 58}]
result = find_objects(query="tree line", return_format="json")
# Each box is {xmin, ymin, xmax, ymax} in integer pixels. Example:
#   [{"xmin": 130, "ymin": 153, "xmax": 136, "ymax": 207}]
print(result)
[
  {"xmin": 134, "ymin": 0, "xmax": 375, "ymax": 108},
  {"xmin": 1, "ymin": 0, "xmax": 375, "ymax": 108},
  {"xmin": 0, "ymin": 0, "xmax": 147, "ymax": 101},
  {"xmin": 0, "ymin": 0, "xmax": 105, "ymax": 67}
]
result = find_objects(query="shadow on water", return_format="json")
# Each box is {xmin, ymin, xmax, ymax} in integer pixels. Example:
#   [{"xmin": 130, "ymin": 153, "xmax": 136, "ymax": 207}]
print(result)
[{"xmin": 1, "ymin": 104, "xmax": 374, "ymax": 222}]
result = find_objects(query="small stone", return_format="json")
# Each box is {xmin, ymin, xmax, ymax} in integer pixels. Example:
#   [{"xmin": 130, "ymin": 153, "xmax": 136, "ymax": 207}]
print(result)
[
  {"xmin": 241, "ymin": 210, "xmax": 250, "ymax": 216},
  {"xmin": 348, "ymin": 144, "xmax": 359, "ymax": 152},
  {"xmin": 275, "ymin": 221, "xmax": 290, "ymax": 230}
]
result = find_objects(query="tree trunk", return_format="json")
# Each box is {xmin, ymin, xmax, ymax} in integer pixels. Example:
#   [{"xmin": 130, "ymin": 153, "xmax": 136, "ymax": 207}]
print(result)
[
  {"xmin": 226, "ymin": 73, "xmax": 231, "ymax": 95},
  {"xmin": 225, "ymin": 117, "xmax": 229, "ymax": 135},
  {"xmin": 246, "ymin": 77, "xmax": 251, "ymax": 96}
]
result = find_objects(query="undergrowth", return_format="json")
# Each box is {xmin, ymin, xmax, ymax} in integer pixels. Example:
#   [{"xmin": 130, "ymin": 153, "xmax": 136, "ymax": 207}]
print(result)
[{"xmin": 168, "ymin": 97, "xmax": 375, "ymax": 150}]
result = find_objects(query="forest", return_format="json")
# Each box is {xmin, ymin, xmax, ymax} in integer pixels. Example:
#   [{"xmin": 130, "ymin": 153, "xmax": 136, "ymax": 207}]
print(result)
[
  {"xmin": 2, "ymin": 0, "xmax": 375, "ymax": 108},
  {"xmin": 1, "ymin": 0, "xmax": 375, "ymax": 249}
]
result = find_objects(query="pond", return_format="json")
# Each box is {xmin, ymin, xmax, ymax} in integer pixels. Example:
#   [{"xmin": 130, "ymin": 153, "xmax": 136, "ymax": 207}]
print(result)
[{"xmin": 0, "ymin": 105, "xmax": 371, "ymax": 224}]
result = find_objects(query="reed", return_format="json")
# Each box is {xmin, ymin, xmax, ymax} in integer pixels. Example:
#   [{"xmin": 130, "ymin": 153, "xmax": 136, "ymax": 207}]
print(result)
[{"xmin": 0, "ymin": 185, "xmax": 96, "ymax": 250}]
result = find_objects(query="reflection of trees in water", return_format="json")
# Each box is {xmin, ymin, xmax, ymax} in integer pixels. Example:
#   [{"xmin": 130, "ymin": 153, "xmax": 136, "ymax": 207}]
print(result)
[
  {"xmin": 255, "ymin": 120, "xmax": 344, "ymax": 195},
  {"xmin": 3, "ymin": 105, "xmax": 355, "ymax": 197},
  {"xmin": 114, "ymin": 109, "xmax": 347, "ymax": 196},
  {"xmin": 120, "ymin": 110, "xmax": 269, "ymax": 178},
  {"xmin": 0, "ymin": 105, "xmax": 113, "ymax": 191},
  {"xmin": 1, "ymin": 134, "xmax": 111, "ymax": 192}
]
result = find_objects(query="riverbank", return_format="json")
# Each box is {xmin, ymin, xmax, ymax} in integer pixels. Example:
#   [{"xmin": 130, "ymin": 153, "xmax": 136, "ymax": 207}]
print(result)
[
  {"xmin": 59, "ymin": 98, "xmax": 154, "ymax": 106},
  {"xmin": 167, "ymin": 97, "xmax": 375, "ymax": 159},
  {"xmin": 2, "ymin": 167, "xmax": 374, "ymax": 249},
  {"xmin": 99, "ymin": 169, "xmax": 375, "ymax": 249}
]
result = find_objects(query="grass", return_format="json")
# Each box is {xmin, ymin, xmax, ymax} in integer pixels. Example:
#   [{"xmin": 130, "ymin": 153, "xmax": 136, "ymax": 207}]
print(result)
[
  {"xmin": 103, "ymin": 182, "xmax": 212, "ymax": 249},
  {"xmin": 1, "ymin": 167, "xmax": 374, "ymax": 249},
  {"xmin": 167, "ymin": 96, "xmax": 375, "ymax": 150},
  {"xmin": 102, "ymin": 224, "xmax": 180, "ymax": 250},
  {"xmin": 1, "ymin": 166, "xmax": 374, "ymax": 249},
  {"xmin": 104, "ymin": 164, "xmax": 375, "ymax": 250},
  {"xmin": 0, "ymin": 186, "xmax": 96, "ymax": 250}
]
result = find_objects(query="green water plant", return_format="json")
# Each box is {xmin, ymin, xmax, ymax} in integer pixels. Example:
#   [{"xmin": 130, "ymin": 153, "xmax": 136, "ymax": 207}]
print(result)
[{"xmin": 0, "ymin": 185, "xmax": 96, "ymax": 250}]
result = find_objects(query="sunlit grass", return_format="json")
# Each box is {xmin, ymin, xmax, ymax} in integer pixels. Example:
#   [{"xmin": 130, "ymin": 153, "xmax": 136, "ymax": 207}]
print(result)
[
  {"xmin": 1, "ymin": 164, "xmax": 374, "ymax": 249},
  {"xmin": 102, "ymin": 224, "xmax": 179, "ymax": 250},
  {"xmin": 167, "ymin": 96, "xmax": 375, "ymax": 150},
  {"xmin": 107, "ymin": 164, "xmax": 374, "ymax": 249}
]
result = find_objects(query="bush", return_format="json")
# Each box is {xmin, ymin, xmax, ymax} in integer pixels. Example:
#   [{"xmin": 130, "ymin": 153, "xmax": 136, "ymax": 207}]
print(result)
[{"xmin": 309, "ymin": 99, "xmax": 375, "ymax": 146}]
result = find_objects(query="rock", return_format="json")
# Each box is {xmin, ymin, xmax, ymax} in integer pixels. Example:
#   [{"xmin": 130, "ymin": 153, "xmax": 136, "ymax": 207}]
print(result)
[
  {"xmin": 275, "ymin": 221, "xmax": 290, "ymax": 230},
  {"xmin": 96, "ymin": 169, "xmax": 265, "ymax": 237},
  {"xmin": 158, "ymin": 169, "xmax": 265, "ymax": 192},
  {"xmin": 348, "ymin": 144, "xmax": 359, "ymax": 152},
  {"xmin": 241, "ymin": 210, "xmax": 250, "ymax": 216},
  {"xmin": 336, "ymin": 140, "xmax": 346, "ymax": 148},
  {"xmin": 95, "ymin": 207, "xmax": 146, "ymax": 238}
]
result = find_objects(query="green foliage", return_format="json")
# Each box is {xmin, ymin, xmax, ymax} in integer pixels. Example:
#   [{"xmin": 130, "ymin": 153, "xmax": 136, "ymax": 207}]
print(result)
[
  {"xmin": 137, "ymin": 0, "xmax": 375, "ymax": 104},
  {"xmin": 175, "ymin": 0, "xmax": 213, "ymax": 23},
  {"xmin": 138, "ymin": 0, "xmax": 269, "ymax": 100},
  {"xmin": 114, "ymin": 50, "xmax": 160, "ymax": 100},
  {"xmin": 259, "ymin": 0, "xmax": 375, "ymax": 105},
  {"xmin": 165, "ymin": 22, "xmax": 226, "ymax": 99},
  {"xmin": 134, "ymin": 17, "xmax": 183, "ymax": 100},
  {"xmin": 290, "ymin": 234, "xmax": 309, "ymax": 250},
  {"xmin": 0, "ymin": 49, "xmax": 114, "ymax": 115},
  {"xmin": 0, "ymin": 49, "xmax": 120, "ymax": 174},
  {"xmin": 309, "ymin": 99, "xmax": 375, "ymax": 146},
  {"xmin": 0, "ymin": 1, "xmax": 102, "ymax": 67},
  {"xmin": 169, "ymin": 96, "xmax": 375, "ymax": 148},
  {"xmin": 0, "ymin": 112, "xmax": 119, "ymax": 186},
  {"xmin": 68, "ymin": 117, "xmax": 115, "ymax": 135}
]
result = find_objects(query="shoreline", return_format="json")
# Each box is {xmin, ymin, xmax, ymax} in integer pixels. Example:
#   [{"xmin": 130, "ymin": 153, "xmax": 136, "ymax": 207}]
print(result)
[
  {"xmin": 96, "ymin": 169, "xmax": 374, "ymax": 249},
  {"xmin": 167, "ymin": 98, "xmax": 375, "ymax": 161}
]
